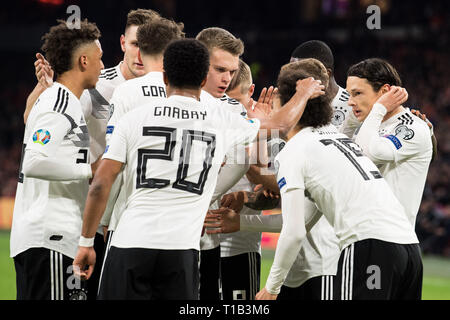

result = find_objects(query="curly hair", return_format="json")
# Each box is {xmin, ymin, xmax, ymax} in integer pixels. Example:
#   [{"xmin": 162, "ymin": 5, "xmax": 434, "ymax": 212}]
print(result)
[
  {"xmin": 163, "ymin": 39, "xmax": 209, "ymax": 89},
  {"xmin": 277, "ymin": 58, "xmax": 333, "ymax": 128},
  {"xmin": 41, "ymin": 19, "xmax": 101, "ymax": 76},
  {"xmin": 137, "ymin": 18, "xmax": 185, "ymax": 56},
  {"xmin": 347, "ymin": 58, "xmax": 402, "ymax": 92}
]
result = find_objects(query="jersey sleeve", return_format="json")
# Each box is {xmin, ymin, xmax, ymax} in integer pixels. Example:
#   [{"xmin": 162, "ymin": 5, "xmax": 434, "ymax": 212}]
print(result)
[
  {"xmin": 26, "ymin": 111, "xmax": 71, "ymax": 157},
  {"xmin": 24, "ymin": 111, "xmax": 92, "ymax": 180},
  {"xmin": 226, "ymin": 111, "xmax": 261, "ymax": 150},
  {"xmin": 106, "ymin": 86, "xmax": 128, "ymax": 145},
  {"xmin": 356, "ymin": 104, "xmax": 428, "ymax": 164},
  {"xmin": 102, "ymin": 114, "xmax": 129, "ymax": 164},
  {"xmin": 275, "ymin": 149, "xmax": 305, "ymax": 194}
]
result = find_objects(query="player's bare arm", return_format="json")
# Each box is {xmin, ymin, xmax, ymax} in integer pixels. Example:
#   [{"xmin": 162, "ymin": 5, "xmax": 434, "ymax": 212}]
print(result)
[
  {"xmin": 73, "ymin": 159, "xmax": 123, "ymax": 280},
  {"xmin": 248, "ymin": 77, "xmax": 325, "ymax": 137},
  {"xmin": 24, "ymin": 53, "xmax": 54, "ymax": 124}
]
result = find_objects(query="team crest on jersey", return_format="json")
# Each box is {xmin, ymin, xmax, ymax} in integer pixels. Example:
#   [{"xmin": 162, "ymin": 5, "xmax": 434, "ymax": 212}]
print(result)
[
  {"xmin": 394, "ymin": 124, "xmax": 414, "ymax": 140},
  {"xmin": 246, "ymin": 118, "xmax": 255, "ymax": 123},
  {"xmin": 32, "ymin": 129, "xmax": 51, "ymax": 145},
  {"xmin": 331, "ymin": 109, "xmax": 346, "ymax": 127}
]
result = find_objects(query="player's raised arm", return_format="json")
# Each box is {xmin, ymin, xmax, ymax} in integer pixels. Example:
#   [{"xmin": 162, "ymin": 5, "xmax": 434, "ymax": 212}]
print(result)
[
  {"xmin": 24, "ymin": 53, "xmax": 54, "ymax": 124},
  {"xmin": 247, "ymin": 77, "xmax": 325, "ymax": 138}
]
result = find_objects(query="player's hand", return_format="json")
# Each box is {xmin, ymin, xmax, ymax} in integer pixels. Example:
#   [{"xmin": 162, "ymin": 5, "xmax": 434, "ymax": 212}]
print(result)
[
  {"xmin": 73, "ymin": 246, "xmax": 96, "ymax": 281},
  {"xmin": 220, "ymin": 191, "xmax": 248, "ymax": 213},
  {"xmin": 34, "ymin": 53, "xmax": 54, "ymax": 88},
  {"xmin": 411, "ymin": 108, "xmax": 433, "ymax": 130},
  {"xmin": 255, "ymin": 287, "xmax": 278, "ymax": 300},
  {"xmin": 295, "ymin": 77, "xmax": 325, "ymax": 100},
  {"xmin": 254, "ymin": 184, "xmax": 280, "ymax": 199},
  {"xmin": 376, "ymin": 86, "xmax": 408, "ymax": 113},
  {"xmin": 204, "ymin": 208, "xmax": 240, "ymax": 234},
  {"xmin": 245, "ymin": 86, "xmax": 276, "ymax": 120}
]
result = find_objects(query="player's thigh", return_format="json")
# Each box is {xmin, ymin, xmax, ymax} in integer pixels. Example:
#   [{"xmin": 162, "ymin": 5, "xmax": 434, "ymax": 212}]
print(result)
[
  {"xmin": 154, "ymin": 249, "xmax": 200, "ymax": 300},
  {"xmin": 199, "ymin": 246, "xmax": 221, "ymax": 300},
  {"xmin": 221, "ymin": 252, "xmax": 261, "ymax": 300},
  {"xmin": 98, "ymin": 246, "xmax": 157, "ymax": 300},
  {"xmin": 14, "ymin": 248, "xmax": 85, "ymax": 300},
  {"xmin": 336, "ymin": 239, "xmax": 410, "ymax": 300}
]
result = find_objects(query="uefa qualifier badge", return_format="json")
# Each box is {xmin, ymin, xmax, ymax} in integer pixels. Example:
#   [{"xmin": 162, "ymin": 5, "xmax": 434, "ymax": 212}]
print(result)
[{"xmin": 33, "ymin": 129, "xmax": 51, "ymax": 145}]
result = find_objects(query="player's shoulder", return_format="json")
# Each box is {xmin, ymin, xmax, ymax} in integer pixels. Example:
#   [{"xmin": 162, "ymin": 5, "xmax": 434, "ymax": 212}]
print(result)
[
  {"xmin": 391, "ymin": 109, "xmax": 431, "ymax": 141},
  {"xmin": 37, "ymin": 83, "xmax": 80, "ymax": 115},
  {"xmin": 98, "ymin": 65, "xmax": 121, "ymax": 81}
]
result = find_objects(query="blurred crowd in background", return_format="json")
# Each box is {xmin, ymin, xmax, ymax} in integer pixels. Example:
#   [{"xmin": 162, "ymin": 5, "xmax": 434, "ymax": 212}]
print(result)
[{"xmin": 0, "ymin": 0, "xmax": 448, "ymax": 256}]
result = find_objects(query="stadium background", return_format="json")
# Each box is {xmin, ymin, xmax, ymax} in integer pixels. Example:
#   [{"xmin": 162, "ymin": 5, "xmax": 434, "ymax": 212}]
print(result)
[{"xmin": 0, "ymin": 0, "xmax": 448, "ymax": 299}]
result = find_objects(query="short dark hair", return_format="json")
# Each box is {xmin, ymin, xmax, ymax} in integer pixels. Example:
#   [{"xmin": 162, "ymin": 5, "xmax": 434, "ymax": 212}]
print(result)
[
  {"xmin": 195, "ymin": 27, "xmax": 244, "ymax": 56},
  {"xmin": 125, "ymin": 9, "xmax": 160, "ymax": 32},
  {"xmin": 277, "ymin": 58, "xmax": 333, "ymax": 128},
  {"xmin": 163, "ymin": 39, "xmax": 210, "ymax": 89},
  {"xmin": 41, "ymin": 19, "xmax": 101, "ymax": 77},
  {"xmin": 227, "ymin": 59, "xmax": 252, "ymax": 93},
  {"xmin": 137, "ymin": 19, "xmax": 185, "ymax": 56},
  {"xmin": 290, "ymin": 40, "xmax": 334, "ymax": 72},
  {"xmin": 347, "ymin": 58, "xmax": 402, "ymax": 92}
]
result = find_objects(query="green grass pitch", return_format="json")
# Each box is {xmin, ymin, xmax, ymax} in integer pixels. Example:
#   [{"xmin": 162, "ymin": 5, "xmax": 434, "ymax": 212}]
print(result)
[{"xmin": 1, "ymin": 231, "xmax": 449, "ymax": 300}]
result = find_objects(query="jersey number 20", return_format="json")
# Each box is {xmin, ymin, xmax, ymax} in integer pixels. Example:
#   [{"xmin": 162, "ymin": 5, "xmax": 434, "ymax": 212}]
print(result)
[{"xmin": 136, "ymin": 126, "xmax": 216, "ymax": 195}]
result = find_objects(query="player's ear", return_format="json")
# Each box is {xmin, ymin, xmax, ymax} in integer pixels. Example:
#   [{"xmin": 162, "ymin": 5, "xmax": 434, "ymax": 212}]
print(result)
[
  {"xmin": 137, "ymin": 49, "xmax": 142, "ymax": 64},
  {"xmin": 79, "ymin": 54, "xmax": 88, "ymax": 71},
  {"xmin": 120, "ymin": 34, "xmax": 126, "ymax": 53},
  {"xmin": 380, "ymin": 84, "xmax": 390, "ymax": 95},
  {"xmin": 163, "ymin": 72, "xmax": 169, "ymax": 86},
  {"xmin": 200, "ymin": 76, "xmax": 207, "ymax": 88},
  {"xmin": 248, "ymin": 84, "xmax": 255, "ymax": 97}
]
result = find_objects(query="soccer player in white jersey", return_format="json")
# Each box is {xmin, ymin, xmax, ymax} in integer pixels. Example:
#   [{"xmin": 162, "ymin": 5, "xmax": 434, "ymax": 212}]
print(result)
[
  {"xmin": 10, "ymin": 20, "xmax": 104, "ymax": 300},
  {"xmin": 346, "ymin": 58, "xmax": 433, "ymax": 231},
  {"xmin": 195, "ymin": 27, "xmax": 279, "ymax": 300},
  {"xmin": 23, "ymin": 9, "xmax": 161, "ymax": 299},
  {"xmin": 98, "ymin": 18, "xmax": 184, "ymax": 281},
  {"xmin": 219, "ymin": 59, "xmax": 263, "ymax": 300},
  {"xmin": 255, "ymin": 58, "xmax": 422, "ymax": 300},
  {"xmin": 72, "ymin": 39, "xmax": 325, "ymax": 300}
]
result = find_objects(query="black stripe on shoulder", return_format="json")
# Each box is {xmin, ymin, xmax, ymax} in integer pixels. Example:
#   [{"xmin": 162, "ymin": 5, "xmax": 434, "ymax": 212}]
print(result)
[
  {"xmin": 61, "ymin": 92, "xmax": 69, "ymax": 114},
  {"xmin": 53, "ymin": 87, "xmax": 62, "ymax": 111},
  {"xmin": 101, "ymin": 67, "xmax": 117, "ymax": 75},
  {"xmin": 55, "ymin": 88, "xmax": 68, "ymax": 113}
]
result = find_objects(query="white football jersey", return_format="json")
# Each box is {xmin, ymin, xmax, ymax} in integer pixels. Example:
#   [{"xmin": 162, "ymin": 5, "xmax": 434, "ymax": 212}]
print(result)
[
  {"xmin": 199, "ymin": 92, "xmax": 249, "ymax": 250},
  {"xmin": 275, "ymin": 124, "xmax": 419, "ymax": 251},
  {"xmin": 354, "ymin": 108, "xmax": 432, "ymax": 229},
  {"xmin": 10, "ymin": 82, "xmax": 90, "ymax": 259},
  {"xmin": 104, "ymin": 71, "xmax": 166, "ymax": 231},
  {"xmin": 104, "ymin": 95, "xmax": 260, "ymax": 250},
  {"xmin": 284, "ymin": 88, "xmax": 348, "ymax": 287},
  {"xmin": 330, "ymin": 86, "xmax": 351, "ymax": 129},
  {"xmin": 79, "ymin": 63, "xmax": 126, "ymax": 161}
]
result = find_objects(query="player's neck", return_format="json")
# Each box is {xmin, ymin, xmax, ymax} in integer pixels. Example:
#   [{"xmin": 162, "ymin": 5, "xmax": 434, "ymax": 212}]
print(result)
[
  {"xmin": 286, "ymin": 125, "xmax": 302, "ymax": 141},
  {"xmin": 119, "ymin": 61, "xmax": 134, "ymax": 80},
  {"xmin": 142, "ymin": 55, "xmax": 164, "ymax": 74},
  {"xmin": 56, "ymin": 72, "xmax": 86, "ymax": 99},
  {"xmin": 383, "ymin": 105, "xmax": 405, "ymax": 122},
  {"xmin": 329, "ymin": 76, "xmax": 339, "ymax": 98},
  {"xmin": 167, "ymin": 86, "xmax": 201, "ymax": 101}
]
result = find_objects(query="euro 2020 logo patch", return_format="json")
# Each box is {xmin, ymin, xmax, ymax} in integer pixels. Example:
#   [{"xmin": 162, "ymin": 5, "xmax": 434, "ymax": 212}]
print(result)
[{"xmin": 32, "ymin": 129, "xmax": 51, "ymax": 145}]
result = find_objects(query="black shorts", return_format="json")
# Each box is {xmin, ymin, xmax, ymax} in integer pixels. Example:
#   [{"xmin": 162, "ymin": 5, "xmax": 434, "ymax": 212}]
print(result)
[
  {"xmin": 221, "ymin": 252, "xmax": 261, "ymax": 300},
  {"xmin": 199, "ymin": 246, "xmax": 222, "ymax": 300},
  {"xmin": 86, "ymin": 232, "xmax": 106, "ymax": 300},
  {"xmin": 334, "ymin": 239, "xmax": 423, "ymax": 300},
  {"xmin": 14, "ymin": 247, "xmax": 88, "ymax": 300},
  {"xmin": 277, "ymin": 275, "xmax": 335, "ymax": 300},
  {"xmin": 98, "ymin": 246, "xmax": 199, "ymax": 300}
]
